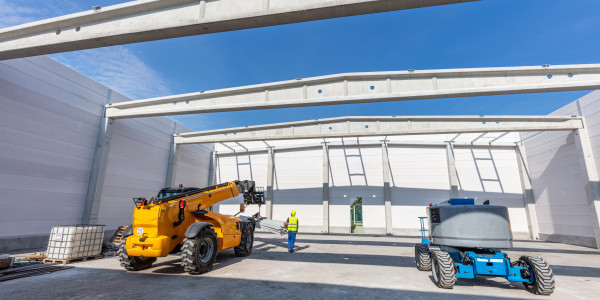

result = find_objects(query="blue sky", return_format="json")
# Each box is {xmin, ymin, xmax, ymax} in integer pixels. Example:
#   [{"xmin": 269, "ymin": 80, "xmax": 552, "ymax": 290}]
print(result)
[{"xmin": 2, "ymin": 0, "xmax": 600, "ymax": 131}]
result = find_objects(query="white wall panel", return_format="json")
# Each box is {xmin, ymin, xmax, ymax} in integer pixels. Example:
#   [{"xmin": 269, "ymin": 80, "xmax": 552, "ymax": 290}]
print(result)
[
  {"xmin": 454, "ymin": 148, "xmax": 528, "ymax": 233},
  {"xmin": 214, "ymin": 152, "xmax": 267, "ymax": 218},
  {"xmin": 0, "ymin": 57, "xmax": 209, "ymax": 240},
  {"xmin": 272, "ymin": 148, "xmax": 322, "ymax": 230},
  {"xmin": 522, "ymin": 92, "xmax": 600, "ymax": 245},
  {"xmin": 388, "ymin": 146, "xmax": 449, "ymax": 232},
  {"xmin": 329, "ymin": 146, "xmax": 383, "ymax": 233},
  {"xmin": 0, "ymin": 57, "xmax": 104, "ymax": 238}
]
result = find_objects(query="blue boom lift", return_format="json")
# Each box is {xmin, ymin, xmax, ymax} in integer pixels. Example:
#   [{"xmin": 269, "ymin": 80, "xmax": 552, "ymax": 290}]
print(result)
[{"xmin": 415, "ymin": 199, "xmax": 555, "ymax": 295}]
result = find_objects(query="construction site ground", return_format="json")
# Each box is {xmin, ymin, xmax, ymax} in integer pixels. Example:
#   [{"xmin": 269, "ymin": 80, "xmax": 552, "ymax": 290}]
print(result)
[{"xmin": 1, "ymin": 232, "xmax": 598, "ymax": 299}]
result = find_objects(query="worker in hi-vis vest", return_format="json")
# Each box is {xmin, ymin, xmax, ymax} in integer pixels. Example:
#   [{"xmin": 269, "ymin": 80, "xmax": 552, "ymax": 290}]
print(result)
[{"xmin": 284, "ymin": 210, "xmax": 299, "ymax": 253}]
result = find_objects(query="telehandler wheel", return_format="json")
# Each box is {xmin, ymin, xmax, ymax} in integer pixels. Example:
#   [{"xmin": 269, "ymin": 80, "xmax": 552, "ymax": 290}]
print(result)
[
  {"xmin": 415, "ymin": 243, "xmax": 431, "ymax": 271},
  {"xmin": 431, "ymin": 251, "xmax": 456, "ymax": 289},
  {"xmin": 520, "ymin": 256, "xmax": 555, "ymax": 295},
  {"xmin": 117, "ymin": 242, "xmax": 156, "ymax": 271},
  {"xmin": 181, "ymin": 227, "xmax": 218, "ymax": 275},
  {"xmin": 234, "ymin": 224, "xmax": 254, "ymax": 257}
]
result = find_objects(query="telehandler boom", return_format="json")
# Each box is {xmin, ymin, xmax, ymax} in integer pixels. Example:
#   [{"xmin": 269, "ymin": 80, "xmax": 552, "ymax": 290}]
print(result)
[{"xmin": 118, "ymin": 180, "xmax": 264, "ymax": 274}]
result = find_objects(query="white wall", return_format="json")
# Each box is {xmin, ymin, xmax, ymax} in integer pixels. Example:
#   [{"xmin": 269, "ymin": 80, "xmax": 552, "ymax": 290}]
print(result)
[
  {"xmin": 273, "ymin": 148, "xmax": 323, "ymax": 231},
  {"xmin": 214, "ymin": 138, "xmax": 529, "ymax": 236},
  {"xmin": 214, "ymin": 152, "xmax": 267, "ymax": 217},
  {"xmin": 329, "ymin": 145, "xmax": 384, "ymax": 234},
  {"xmin": 522, "ymin": 91, "xmax": 600, "ymax": 247},
  {"xmin": 0, "ymin": 57, "xmax": 210, "ymax": 247},
  {"xmin": 454, "ymin": 148, "xmax": 529, "ymax": 235},
  {"xmin": 388, "ymin": 146, "xmax": 450, "ymax": 233}
]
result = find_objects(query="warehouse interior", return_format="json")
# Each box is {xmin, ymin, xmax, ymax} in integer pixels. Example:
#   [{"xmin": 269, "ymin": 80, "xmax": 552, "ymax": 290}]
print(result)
[{"xmin": 1, "ymin": 0, "xmax": 600, "ymax": 299}]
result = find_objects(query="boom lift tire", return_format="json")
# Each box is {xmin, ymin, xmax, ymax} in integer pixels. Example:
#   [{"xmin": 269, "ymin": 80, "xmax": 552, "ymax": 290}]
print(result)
[
  {"xmin": 415, "ymin": 243, "xmax": 431, "ymax": 271},
  {"xmin": 234, "ymin": 223, "xmax": 254, "ymax": 257},
  {"xmin": 118, "ymin": 242, "xmax": 156, "ymax": 271},
  {"xmin": 431, "ymin": 251, "xmax": 456, "ymax": 289},
  {"xmin": 181, "ymin": 227, "xmax": 218, "ymax": 275},
  {"xmin": 520, "ymin": 256, "xmax": 555, "ymax": 295}
]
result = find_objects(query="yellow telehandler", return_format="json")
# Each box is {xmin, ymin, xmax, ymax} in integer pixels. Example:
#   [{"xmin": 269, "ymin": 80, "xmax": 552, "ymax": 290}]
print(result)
[{"xmin": 118, "ymin": 180, "xmax": 264, "ymax": 274}]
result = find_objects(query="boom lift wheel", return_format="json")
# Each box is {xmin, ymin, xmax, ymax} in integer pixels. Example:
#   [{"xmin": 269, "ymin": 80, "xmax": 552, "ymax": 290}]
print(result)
[
  {"xmin": 431, "ymin": 251, "xmax": 456, "ymax": 289},
  {"xmin": 415, "ymin": 243, "xmax": 431, "ymax": 271},
  {"xmin": 181, "ymin": 227, "xmax": 218, "ymax": 275},
  {"xmin": 234, "ymin": 223, "xmax": 254, "ymax": 257},
  {"xmin": 520, "ymin": 256, "xmax": 555, "ymax": 295},
  {"xmin": 118, "ymin": 241, "xmax": 156, "ymax": 271}
]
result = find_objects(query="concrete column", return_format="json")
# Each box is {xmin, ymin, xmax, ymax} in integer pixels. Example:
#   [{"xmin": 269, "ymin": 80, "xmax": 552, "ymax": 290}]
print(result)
[
  {"xmin": 381, "ymin": 143, "xmax": 392, "ymax": 235},
  {"xmin": 207, "ymin": 151, "xmax": 217, "ymax": 186},
  {"xmin": 446, "ymin": 142, "xmax": 459, "ymax": 198},
  {"xmin": 266, "ymin": 147, "xmax": 274, "ymax": 219},
  {"xmin": 322, "ymin": 144, "xmax": 330, "ymax": 233},
  {"xmin": 515, "ymin": 144, "xmax": 540, "ymax": 240},
  {"xmin": 82, "ymin": 90, "xmax": 114, "ymax": 224},
  {"xmin": 165, "ymin": 124, "xmax": 178, "ymax": 188},
  {"xmin": 574, "ymin": 127, "xmax": 600, "ymax": 249}
]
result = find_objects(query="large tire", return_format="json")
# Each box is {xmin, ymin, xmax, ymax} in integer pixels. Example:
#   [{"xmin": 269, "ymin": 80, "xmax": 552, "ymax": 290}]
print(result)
[
  {"xmin": 181, "ymin": 227, "xmax": 218, "ymax": 275},
  {"xmin": 431, "ymin": 251, "xmax": 456, "ymax": 289},
  {"xmin": 117, "ymin": 241, "xmax": 156, "ymax": 271},
  {"xmin": 415, "ymin": 243, "xmax": 431, "ymax": 271},
  {"xmin": 234, "ymin": 223, "xmax": 254, "ymax": 257},
  {"xmin": 520, "ymin": 256, "xmax": 555, "ymax": 295}
]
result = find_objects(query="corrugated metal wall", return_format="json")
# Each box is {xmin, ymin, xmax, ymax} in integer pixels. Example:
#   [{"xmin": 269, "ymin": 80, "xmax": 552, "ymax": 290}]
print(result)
[
  {"xmin": 0, "ymin": 57, "xmax": 210, "ymax": 248},
  {"xmin": 522, "ymin": 91, "xmax": 600, "ymax": 247}
]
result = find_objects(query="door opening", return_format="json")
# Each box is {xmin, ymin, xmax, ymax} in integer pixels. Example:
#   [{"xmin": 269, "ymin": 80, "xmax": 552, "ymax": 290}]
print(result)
[{"xmin": 350, "ymin": 197, "xmax": 363, "ymax": 234}]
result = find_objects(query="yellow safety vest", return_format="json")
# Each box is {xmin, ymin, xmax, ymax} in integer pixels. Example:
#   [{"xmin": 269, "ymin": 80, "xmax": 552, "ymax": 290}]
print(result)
[{"xmin": 287, "ymin": 216, "xmax": 298, "ymax": 232}]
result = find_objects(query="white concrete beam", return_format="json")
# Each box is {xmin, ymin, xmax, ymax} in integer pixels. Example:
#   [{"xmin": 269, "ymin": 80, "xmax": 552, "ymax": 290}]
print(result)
[
  {"xmin": 446, "ymin": 142, "xmax": 460, "ymax": 198},
  {"xmin": 381, "ymin": 142, "xmax": 392, "ymax": 235},
  {"xmin": 106, "ymin": 64, "xmax": 600, "ymax": 119},
  {"xmin": 515, "ymin": 143, "xmax": 540, "ymax": 240},
  {"xmin": 573, "ymin": 126, "xmax": 600, "ymax": 249},
  {"xmin": 165, "ymin": 124, "xmax": 178, "ymax": 188},
  {"xmin": 175, "ymin": 116, "xmax": 584, "ymax": 145},
  {"xmin": 82, "ymin": 91, "xmax": 114, "ymax": 224},
  {"xmin": 214, "ymin": 141, "xmax": 518, "ymax": 155},
  {"xmin": 207, "ymin": 151, "xmax": 217, "ymax": 187},
  {"xmin": 322, "ymin": 143, "xmax": 330, "ymax": 233},
  {"xmin": 266, "ymin": 147, "xmax": 274, "ymax": 219},
  {"xmin": 0, "ymin": 0, "xmax": 476, "ymax": 60}
]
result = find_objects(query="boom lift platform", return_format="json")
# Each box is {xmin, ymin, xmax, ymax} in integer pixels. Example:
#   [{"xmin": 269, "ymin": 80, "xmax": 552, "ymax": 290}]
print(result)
[
  {"xmin": 118, "ymin": 180, "xmax": 265, "ymax": 274},
  {"xmin": 415, "ymin": 199, "xmax": 555, "ymax": 295}
]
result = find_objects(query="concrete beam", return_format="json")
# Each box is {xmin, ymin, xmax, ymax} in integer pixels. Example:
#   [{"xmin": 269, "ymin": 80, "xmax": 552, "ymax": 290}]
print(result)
[
  {"xmin": 165, "ymin": 124, "xmax": 178, "ymax": 188},
  {"xmin": 381, "ymin": 142, "xmax": 393, "ymax": 235},
  {"xmin": 208, "ymin": 151, "xmax": 217, "ymax": 187},
  {"xmin": 175, "ymin": 116, "xmax": 584, "ymax": 144},
  {"xmin": 0, "ymin": 0, "xmax": 476, "ymax": 60},
  {"xmin": 106, "ymin": 64, "xmax": 600, "ymax": 119},
  {"xmin": 515, "ymin": 143, "xmax": 540, "ymax": 240},
  {"xmin": 446, "ymin": 142, "xmax": 460, "ymax": 198},
  {"xmin": 573, "ymin": 126, "xmax": 600, "ymax": 249},
  {"xmin": 266, "ymin": 147, "xmax": 274, "ymax": 219},
  {"xmin": 82, "ymin": 91, "xmax": 114, "ymax": 224},
  {"xmin": 214, "ymin": 140, "xmax": 518, "ymax": 155},
  {"xmin": 322, "ymin": 144, "xmax": 330, "ymax": 233}
]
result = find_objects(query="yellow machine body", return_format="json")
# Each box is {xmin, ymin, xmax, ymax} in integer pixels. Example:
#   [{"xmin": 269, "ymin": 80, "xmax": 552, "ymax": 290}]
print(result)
[{"xmin": 125, "ymin": 182, "xmax": 244, "ymax": 257}]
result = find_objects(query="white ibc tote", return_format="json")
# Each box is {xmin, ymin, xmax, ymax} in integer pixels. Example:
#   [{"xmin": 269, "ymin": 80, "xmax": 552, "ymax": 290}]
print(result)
[{"xmin": 46, "ymin": 225, "xmax": 105, "ymax": 260}]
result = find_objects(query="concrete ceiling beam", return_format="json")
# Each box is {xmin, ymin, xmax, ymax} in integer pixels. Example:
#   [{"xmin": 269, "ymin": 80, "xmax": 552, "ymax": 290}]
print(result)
[
  {"xmin": 105, "ymin": 64, "xmax": 600, "ymax": 119},
  {"xmin": 0, "ymin": 0, "xmax": 476, "ymax": 60},
  {"xmin": 174, "ymin": 115, "xmax": 584, "ymax": 144}
]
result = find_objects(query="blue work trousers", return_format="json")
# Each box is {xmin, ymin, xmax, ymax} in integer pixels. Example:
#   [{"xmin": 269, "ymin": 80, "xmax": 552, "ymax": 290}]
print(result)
[{"xmin": 288, "ymin": 231, "xmax": 297, "ymax": 252}]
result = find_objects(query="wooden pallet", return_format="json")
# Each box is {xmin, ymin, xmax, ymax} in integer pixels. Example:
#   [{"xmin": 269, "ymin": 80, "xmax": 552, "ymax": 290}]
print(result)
[
  {"xmin": 42, "ymin": 255, "xmax": 102, "ymax": 265},
  {"xmin": 110, "ymin": 226, "xmax": 128, "ymax": 244}
]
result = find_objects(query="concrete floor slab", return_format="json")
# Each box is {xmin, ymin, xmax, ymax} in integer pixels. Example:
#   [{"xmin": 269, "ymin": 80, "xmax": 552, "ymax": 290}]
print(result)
[{"xmin": 1, "ymin": 232, "xmax": 599, "ymax": 299}]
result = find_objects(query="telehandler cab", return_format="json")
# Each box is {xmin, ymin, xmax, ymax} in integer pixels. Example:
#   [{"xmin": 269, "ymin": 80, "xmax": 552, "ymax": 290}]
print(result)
[{"xmin": 118, "ymin": 180, "xmax": 265, "ymax": 274}]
